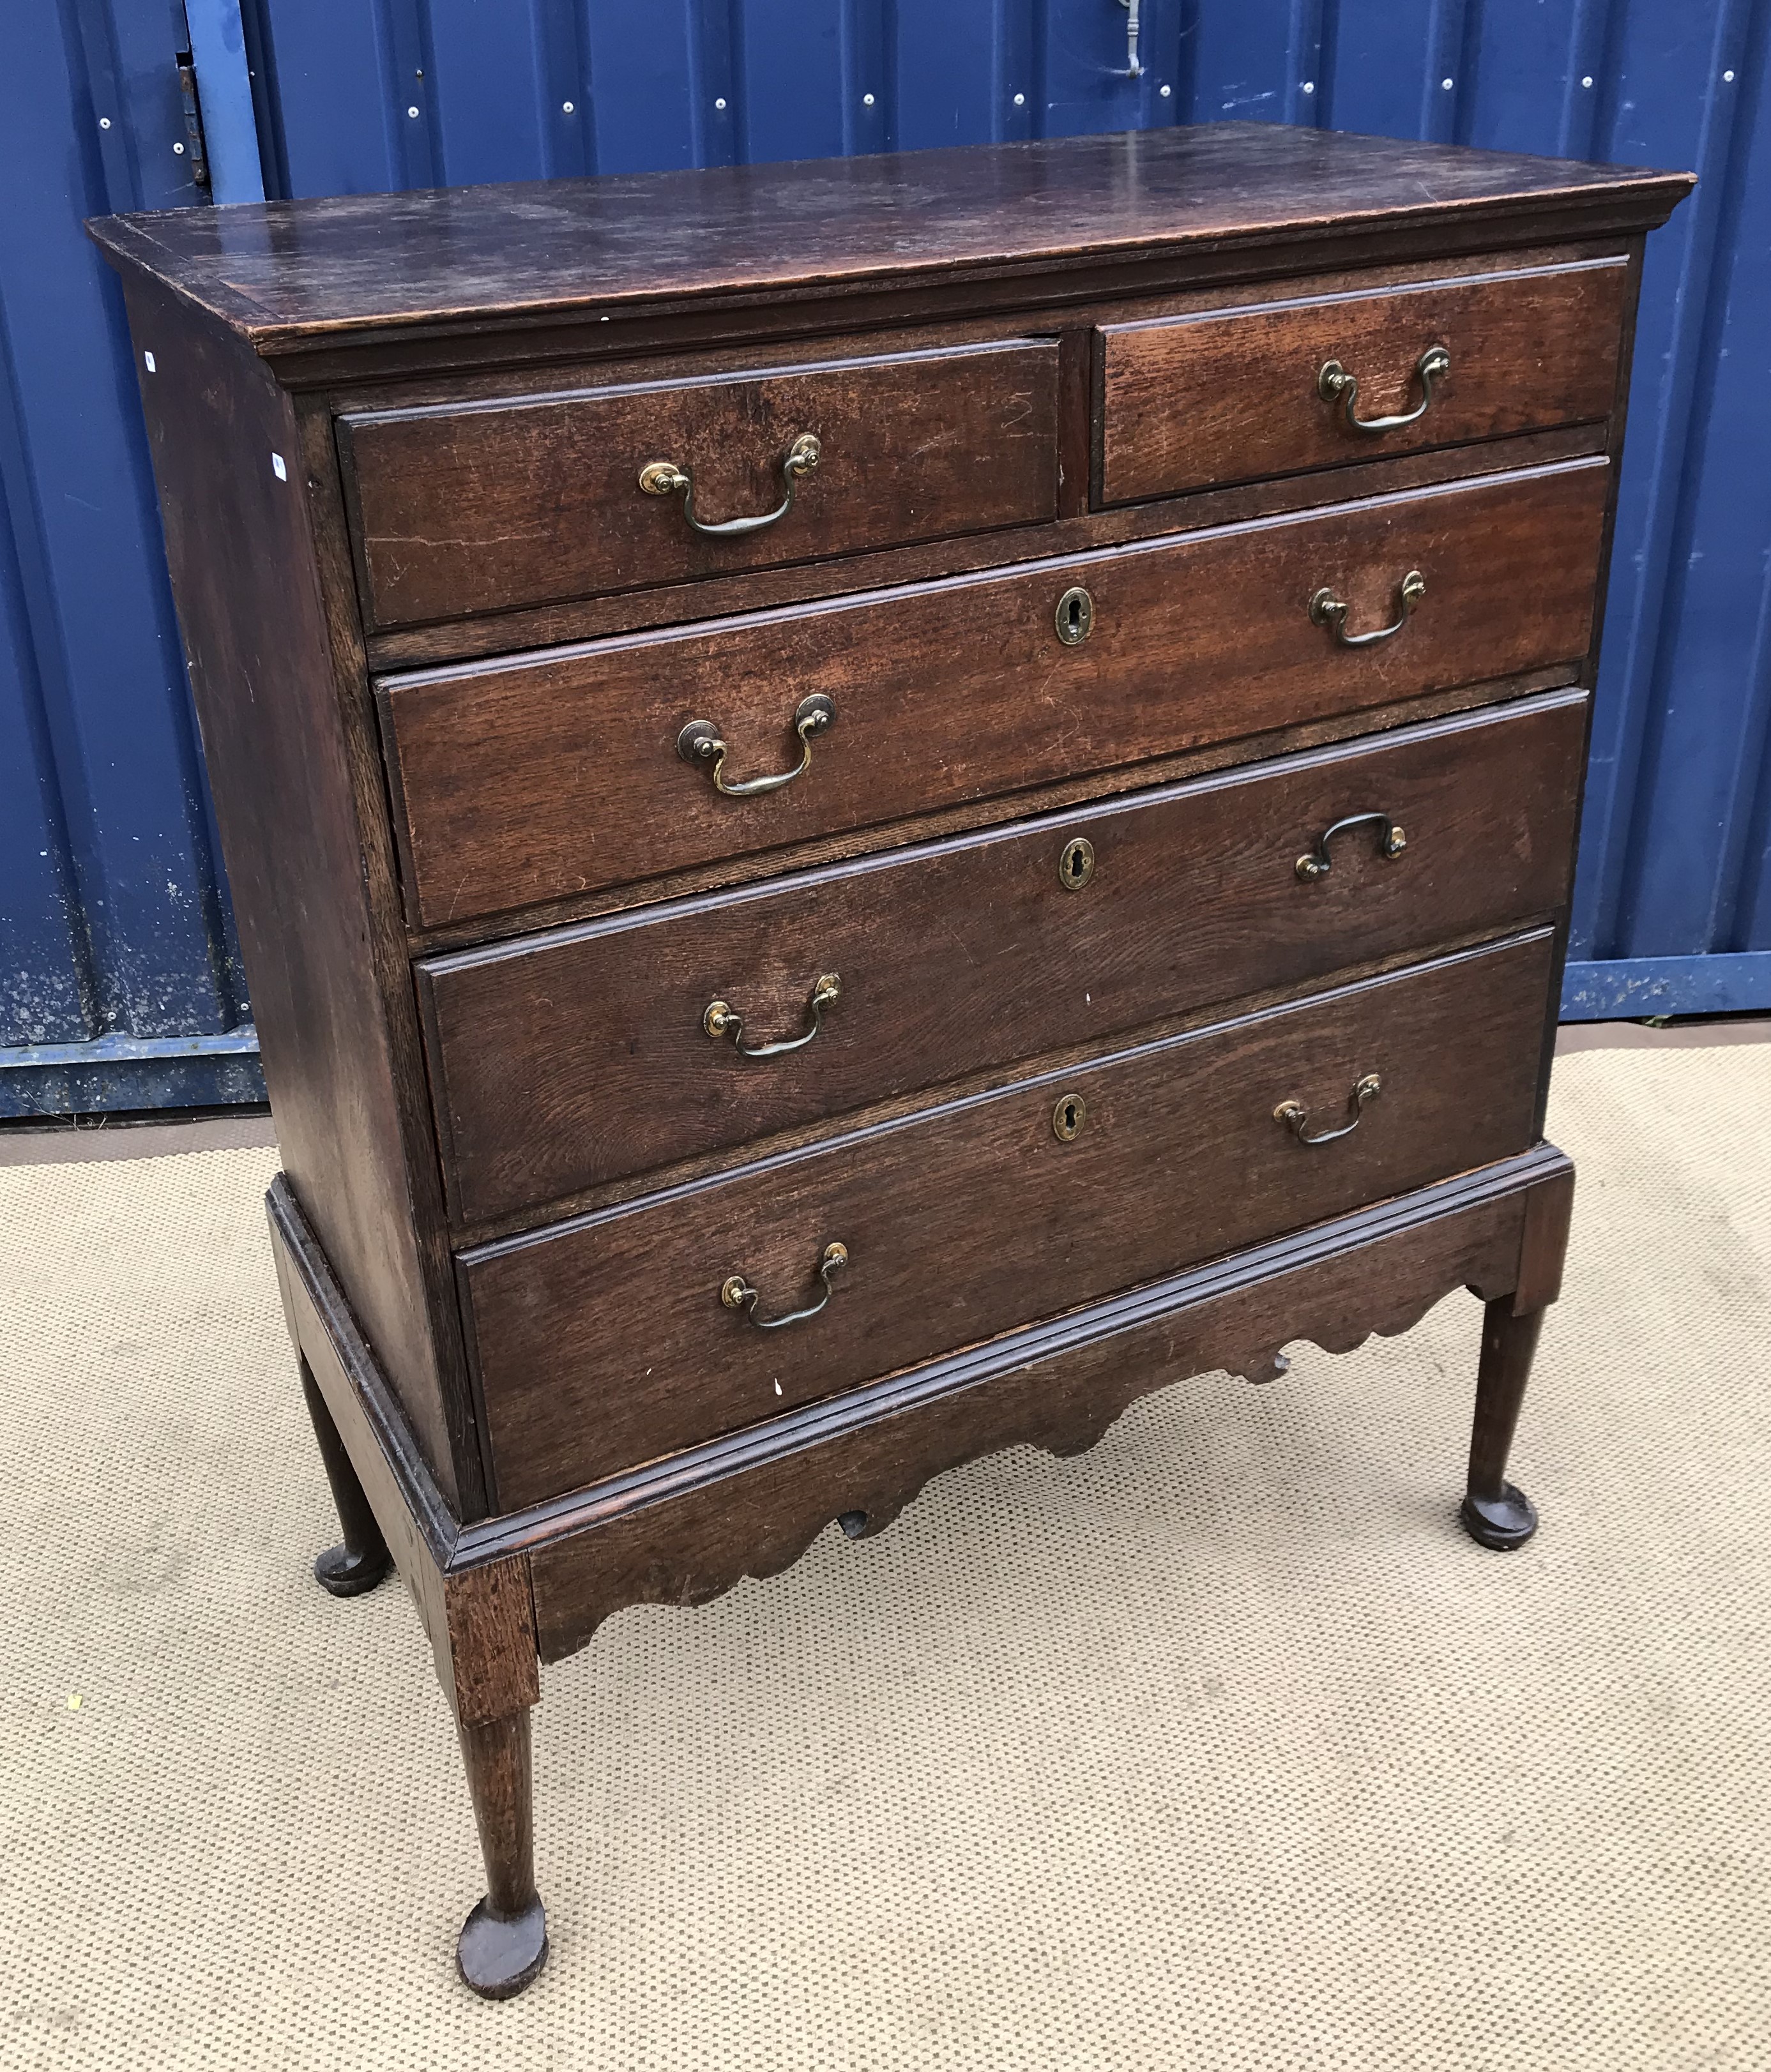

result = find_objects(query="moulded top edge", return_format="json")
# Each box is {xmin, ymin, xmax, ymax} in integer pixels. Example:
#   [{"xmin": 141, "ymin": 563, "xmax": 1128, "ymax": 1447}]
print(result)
[{"xmin": 86, "ymin": 125, "xmax": 1693, "ymax": 361}]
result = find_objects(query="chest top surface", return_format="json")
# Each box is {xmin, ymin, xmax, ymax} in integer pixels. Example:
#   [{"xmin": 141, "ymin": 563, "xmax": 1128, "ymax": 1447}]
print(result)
[{"xmin": 89, "ymin": 123, "xmax": 1690, "ymax": 358}]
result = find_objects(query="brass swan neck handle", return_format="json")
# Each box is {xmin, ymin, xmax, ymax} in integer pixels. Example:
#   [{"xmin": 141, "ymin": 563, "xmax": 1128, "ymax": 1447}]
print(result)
[
  {"xmin": 1275, "ymin": 1074, "xmax": 1382, "ymax": 1146},
  {"xmin": 704, "ymin": 974, "xmax": 842, "ymax": 1058},
  {"xmin": 1318, "ymin": 346, "xmax": 1450, "ymax": 434},
  {"xmin": 721, "ymin": 1242, "xmax": 848, "ymax": 1330},
  {"xmin": 639, "ymin": 433, "xmax": 820, "ymax": 536},
  {"xmin": 678, "ymin": 694, "xmax": 836, "ymax": 798}
]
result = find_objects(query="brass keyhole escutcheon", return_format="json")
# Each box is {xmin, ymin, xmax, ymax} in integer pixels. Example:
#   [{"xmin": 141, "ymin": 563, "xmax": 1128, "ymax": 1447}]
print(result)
[
  {"xmin": 1054, "ymin": 585, "xmax": 1095, "ymax": 646},
  {"xmin": 1052, "ymin": 1092, "xmax": 1086, "ymax": 1142},
  {"xmin": 1060, "ymin": 836, "xmax": 1095, "ymax": 891}
]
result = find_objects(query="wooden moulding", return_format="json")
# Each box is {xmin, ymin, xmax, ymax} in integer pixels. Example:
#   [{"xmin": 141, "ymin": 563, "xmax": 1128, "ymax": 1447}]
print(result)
[
  {"xmin": 269, "ymin": 1179, "xmax": 537, "ymax": 1727},
  {"xmin": 266, "ymin": 1144, "xmax": 1573, "ymax": 1680}
]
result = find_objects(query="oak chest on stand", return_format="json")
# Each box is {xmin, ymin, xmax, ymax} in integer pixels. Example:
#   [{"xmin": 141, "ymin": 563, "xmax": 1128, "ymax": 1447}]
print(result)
[{"xmin": 92, "ymin": 124, "xmax": 1691, "ymax": 1998}]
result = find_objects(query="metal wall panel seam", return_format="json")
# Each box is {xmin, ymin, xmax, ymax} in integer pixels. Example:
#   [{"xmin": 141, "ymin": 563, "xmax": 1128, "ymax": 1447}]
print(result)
[
  {"xmin": 1569, "ymin": 0, "xmax": 1754, "ymax": 959},
  {"xmin": 184, "ymin": 0, "xmax": 267, "ymax": 201},
  {"xmin": 1613, "ymin": 0, "xmax": 1771, "ymax": 953}
]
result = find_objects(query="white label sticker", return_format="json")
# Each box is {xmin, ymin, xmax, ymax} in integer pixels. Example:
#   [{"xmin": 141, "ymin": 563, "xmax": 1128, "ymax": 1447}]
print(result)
[{"xmin": 271, "ymin": 453, "xmax": 287, "ymax": 481}]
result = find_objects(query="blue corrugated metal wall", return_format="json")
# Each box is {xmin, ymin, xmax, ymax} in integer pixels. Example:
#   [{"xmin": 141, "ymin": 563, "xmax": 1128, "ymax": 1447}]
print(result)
[
  {"xmin": 0, "ymin": 1, "xmax": 262, "ymax": 1117},
  {"xmin": 3, "ymin": 3, "xmax": 1767, "ymax": 1118}
]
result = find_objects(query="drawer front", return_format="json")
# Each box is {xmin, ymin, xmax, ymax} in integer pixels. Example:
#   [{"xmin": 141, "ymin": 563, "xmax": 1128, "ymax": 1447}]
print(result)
[
  {"xmin": 382, "ymin": 458, "xmax": 1607, "ymax": 928},
  {"xmin": 1097, "ymin": 257, "xmax": 1627, "ymax": 506},
  {"xmin": 464, "ymin": 929, "xmax": 1554, "ymax": 1509},
  {"xmin": 422, "ymin": 692, "xmax": 1586, "ymax": 1225},
  {"xmin": 340, "ymin": 340, "xmax": 1061, "ymax": 630}
]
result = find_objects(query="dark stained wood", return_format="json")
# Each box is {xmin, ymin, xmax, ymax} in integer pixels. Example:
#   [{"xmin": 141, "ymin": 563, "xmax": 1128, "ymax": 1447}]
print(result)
[
  {"xmin": 93, "ymin": 126, "xmax": 1688, "ymax": 1988},
  {"xmin": 270, "ymin": 1179, "xmax": 454, "ymax": 1592},
  {"xmin": 402, "ymin": 667, "xmax": 1582, "ymax": 963},
  {"xmin": 1461, "ymin": 1304, "xmax": 1547, "ymax": 1550},
  {"xmin": 268, "ymin": 1178, "xmax": 540, "ymax": 1720},
  {"xmin": 121, "ymin": 275, "xmax": 479, "ymax": 1513},
  {"xmin": 455, "ymin": 1711, "xmax": 549, "ymax": 2000},
  {"xmin": 519, "ymin": 1144, "xmax": 1572, "ymax": 1657},
  {"xmin": 463, "ymin": 931, "xmax": 1555, "ymax": 1509},
  {"xmin": 340, "ymin": 339, "xmax": 1060, "ymax": 629},
  {"xmin": 380, "ymin": 458, "xmax": 1608, "ymax": 928},
  {"xmin": 86, "ymin": 125, "xmax": 1691, "ymax": 362},
  {"xmin": 441, "ymin": 1559, "xmax": 540, "ymax": 1728},
  {"xmin": 420, "ymin": 690, "xmax": 1587, "ymax": 1225},
  {"xmin": 366, "ymin": 421, "xmax": 1611, "ymax": 679},
  {"xmin": 1459, "ymin": 1138, "xmax": 1573, "ymax": 1549},
  {"xmin": 1533, "ymin": 238, "xmax": 1650, "ymax": 1144},
  {"xmin": 297, "ymin": 1359, "xmax": 393, "ymax": 1598},
  {"xmin": 1512, "ymin": 1156, "xmax": 1577, "ymax": 1315},
  {"xmin": 1097, "ymin": 255, "xmax": 1627, "ymax": 503}
]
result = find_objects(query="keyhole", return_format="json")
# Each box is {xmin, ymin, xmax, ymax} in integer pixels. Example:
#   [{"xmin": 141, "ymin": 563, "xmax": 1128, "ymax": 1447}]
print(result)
[
  {"xmin": 1053, "ymin": 1092, "xmax": 1086, "ymax": 1142},
  {"xmin": 1059, "ymin": 836, "xmax": 1095, "ymax": 891},
  {"xmin": 1054, "ymin": 585, "xmax": 1094, "ymax": 646}
]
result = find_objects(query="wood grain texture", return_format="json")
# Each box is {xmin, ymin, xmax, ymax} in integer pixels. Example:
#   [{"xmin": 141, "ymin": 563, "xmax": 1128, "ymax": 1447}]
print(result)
[
  {"xmin": 1512, "ymin": 1159, "xmax": 1577, "ymax": 1315},
  {"xmin": 340, "ymin": 339, "xmax": 1060, "ymax": 629},
  {"xmin": 457, "ymin": 1711, "xmax": 538, "ymax": 1914},
  {"xmin": 443, "ymin": 1561, "xmax": 540, "ymax": 1727},
  {"xmin": 420, "ymin": 690, "xmax": 1587, "ymax": 1225},
  {"xmin": 381, "ymin": 458, "xmax": 1608, "ymax": 929},
  {"xmin": 268, "ymin": 1177, "xmax": 456, "ymax": 1672},
  {"xmin": 86, "ymin": 126, "xmax": 1690, "ymax": 359},
  {"xmin": 1097, "ymin": 256, "xmax": 1627, "ymax": 503},
  {"xmin": 268, "ymin": 1177, "xmax": 537, "ymax": 1720},
  {"xmin": 521, "ymin": 1144, "xmax": 1572, "ymax": 1660},
  {"xmin": 363, "ymin": 427, "xmax": 1610, "ymax": 683},
  {"xmin": 121, "ymin": 276, "xmax": 474, "ymax": 1509},
  {"xmin": 464, "ymin": 930, "xmax": 1555, "ymax": 1509}
]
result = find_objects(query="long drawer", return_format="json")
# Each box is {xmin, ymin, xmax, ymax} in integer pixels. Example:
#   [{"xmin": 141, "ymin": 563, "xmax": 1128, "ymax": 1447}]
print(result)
[
  {"xmin": 339, "ymin": 338, "xmax": 1061, "ymax": 630},
  {"xmin": 380, "ymin": 458, "xmax": 1608, "ymax": 928},
  {"xmin": 462, "ymin": 929, "xmax": 1555, "ymax": 1509},
  {"xmin": 420, "ymin": 691, "xmax": 1586, "ymax": 1226},
  {"xmin": 1095, "ymin": 256, "xmax": 1627, "ymax": 504}
]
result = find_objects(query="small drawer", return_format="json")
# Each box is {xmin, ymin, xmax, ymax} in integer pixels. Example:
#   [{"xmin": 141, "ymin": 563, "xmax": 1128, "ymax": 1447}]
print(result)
[
  {"xmin": 380, "ymin": 457, "xmax": 1608, "ymax": 928},
  {"xmin": 1096, "ymin": 257, "xmax": 1627, "ymax": 506},
  {"xmin": 460, "ymin": 928, "xmax": 1554, "ymax": 1509},
  {"xmin": 339, "ymin": 338, "xmax": 1061, "ymax": 630},
  {"xmin": 420, "ymin": 690, "xmax": 1586, "ymax": 1226}
]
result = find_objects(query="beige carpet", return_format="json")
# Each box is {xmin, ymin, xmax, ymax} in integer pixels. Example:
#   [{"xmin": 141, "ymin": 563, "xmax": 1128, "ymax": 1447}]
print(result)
[{"xmin": 2, "ymin": 1042, "xmax": 1768, "ymax": 2071}]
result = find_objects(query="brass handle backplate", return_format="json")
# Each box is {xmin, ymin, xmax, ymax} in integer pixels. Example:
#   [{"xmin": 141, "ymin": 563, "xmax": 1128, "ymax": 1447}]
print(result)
[
  {"xmin": 639, "ymin": 432, "xmax": 821, "ymax": 536},
  {"xmin": 678, "ymin": 693, "xmax": 836, "ymax": 798},
  {"xmin": 1310, "ymin": 570, "xmax": 1425, "ymax": 648},
  {"xmin": 1295, "ymin": 813, "xmax": 1408, "ymax": 882},
  {"xmin": 1318, "ymin": 346, "xmax": 1450, "ymax": 434},
  {"xmin": 1275, "ymin": 1073, "xmax": 1382, "ymax": 1146},
  {"xmin": 722, "ymin": 1241, "xmax": 847, "ymax": 1330},
  {"xmin": 704, "ymin": 972, "xmax": 841, "ymax": 1057}
]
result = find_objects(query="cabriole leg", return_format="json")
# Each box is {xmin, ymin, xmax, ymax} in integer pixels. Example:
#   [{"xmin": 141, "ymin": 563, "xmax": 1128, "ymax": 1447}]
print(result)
[
  {"xmin": 299, "ymin": 1357, "xmax": 393, "ymax": 1597},
  {"xmin": 456, "ymin": 1709, "xmax": 548, "ymax": 1999},
  {"xmin": 1460, "ymin": 1299, "xmax": 1546, "ymax": 1551}
]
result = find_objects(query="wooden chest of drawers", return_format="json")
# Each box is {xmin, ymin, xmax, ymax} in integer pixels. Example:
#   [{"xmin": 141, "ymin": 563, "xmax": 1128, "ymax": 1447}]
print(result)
[{"xmin": 92, "ymin": 123, "xmax": 1691, "ymax": 1999}]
